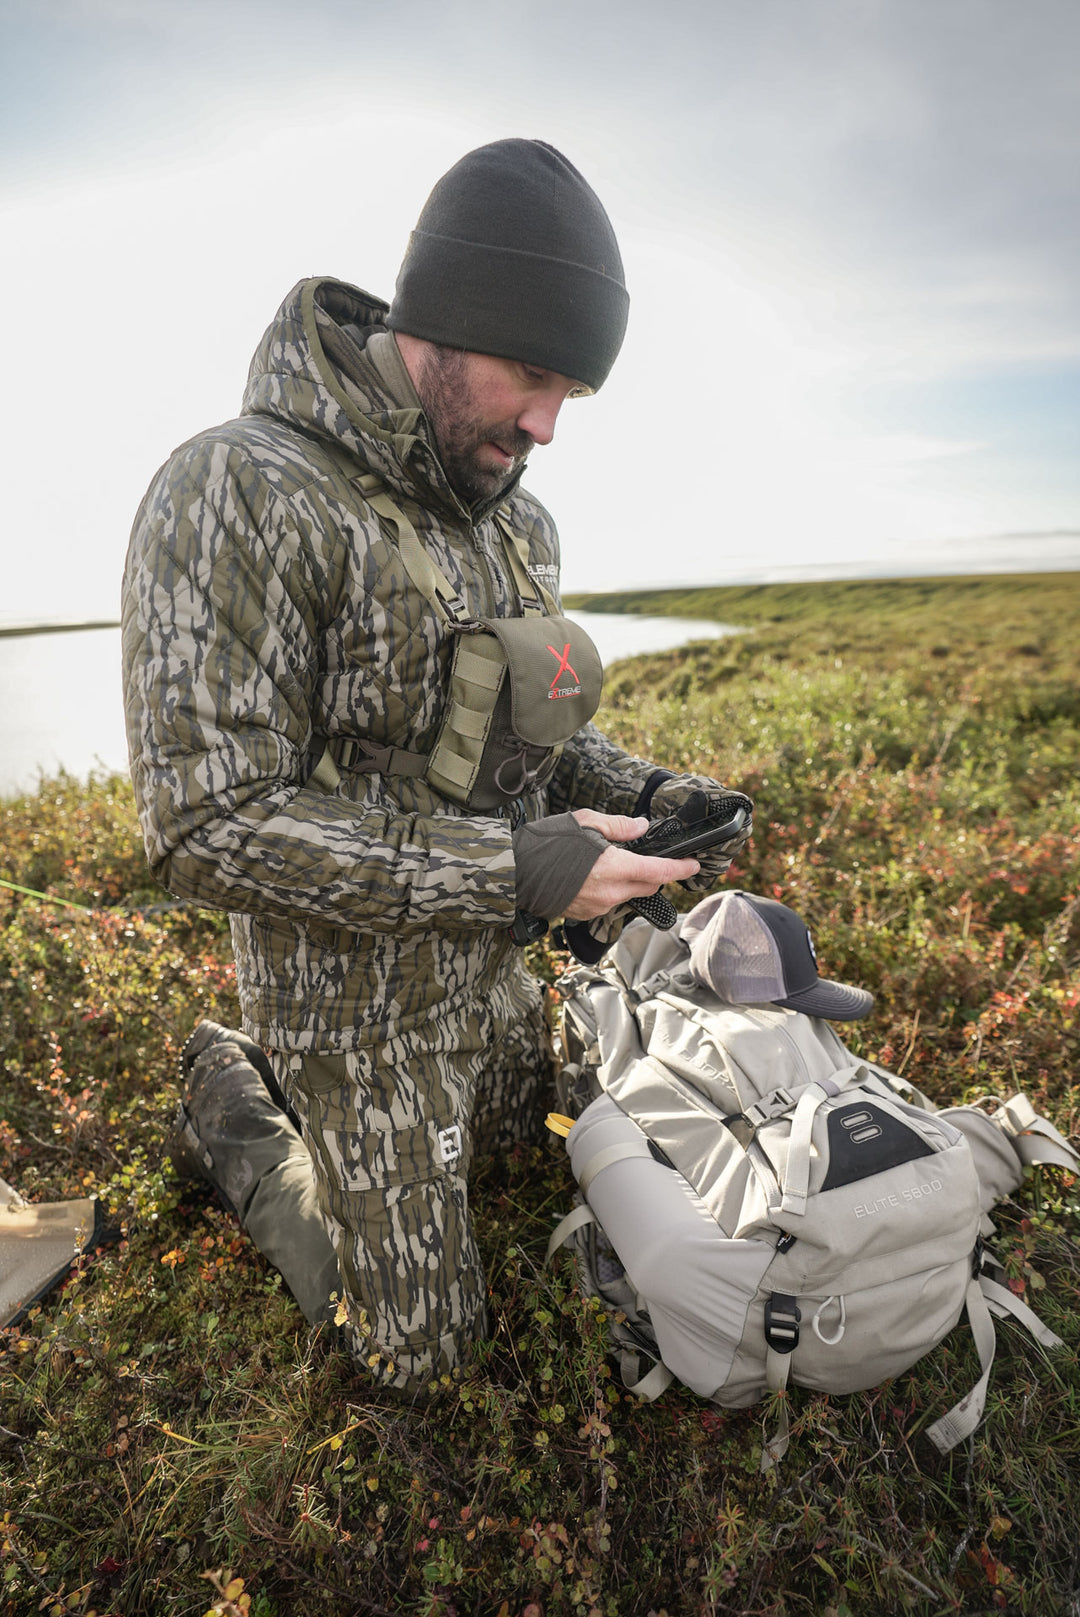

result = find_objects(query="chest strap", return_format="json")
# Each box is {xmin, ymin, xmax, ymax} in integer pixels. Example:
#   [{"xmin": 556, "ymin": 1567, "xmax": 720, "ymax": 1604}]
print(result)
[{"xmin": 310, "ymin": 476, "xmax": 560, "ymax": 790}]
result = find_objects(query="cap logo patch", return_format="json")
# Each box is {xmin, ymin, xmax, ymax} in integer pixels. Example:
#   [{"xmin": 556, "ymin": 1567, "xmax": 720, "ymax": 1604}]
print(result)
[{"xmin": 805, "ymin": 928, "xmax": 818, "ymax": 966}]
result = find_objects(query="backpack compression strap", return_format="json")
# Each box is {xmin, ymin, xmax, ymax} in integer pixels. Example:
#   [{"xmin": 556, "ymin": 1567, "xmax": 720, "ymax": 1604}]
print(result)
[
  {"xmin": 546, "ymin": 1202, "xmax": 675, "ymax": 1402},
  {"xmin": 926, "ymin": 1269, "xmax": 1064, "ymax": 1453},
  {"xmin": 992, "ymin": 1093, "xmax": 1080, "ymax": 1174},
  {"xmin": 741, "ymin": 1065, "xmax": 870, "ymax": 1218},
  {"xmin": 759, "ymin": 1292, "xmax": 802, "ymax": 1471}
]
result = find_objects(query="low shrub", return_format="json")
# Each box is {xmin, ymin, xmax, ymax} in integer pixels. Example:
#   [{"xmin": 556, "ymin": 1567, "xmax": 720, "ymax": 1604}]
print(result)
[{"xmin": 2, "ymin": 574, "xmax": 1078, "ymax": 1615}]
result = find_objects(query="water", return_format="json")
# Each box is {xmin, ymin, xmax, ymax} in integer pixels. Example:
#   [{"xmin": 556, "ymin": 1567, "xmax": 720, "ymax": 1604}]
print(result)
[
  {"xmin": 568, "ymin": 611, "xmax": 743, "ymax": 661},
  {"xmin": 0, "ymin": 613, "xmax": 741, "ymax": 799}
]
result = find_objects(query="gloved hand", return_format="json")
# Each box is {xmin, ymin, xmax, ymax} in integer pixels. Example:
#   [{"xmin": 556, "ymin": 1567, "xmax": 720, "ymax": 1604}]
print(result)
[
  {"xmin": 558, "ymin": 775, "xmax": 753, "ymax": 963},
  {"xmin": 511, "ymin": 809, "xmax": 697, "ymax": 949},
  {"xmin": 645, "ymin": 775, "xmax": 754, "ymax": 892},
  {"xmin": 512, "ymin": 813, "xmax": 609, "ymax": 921}
]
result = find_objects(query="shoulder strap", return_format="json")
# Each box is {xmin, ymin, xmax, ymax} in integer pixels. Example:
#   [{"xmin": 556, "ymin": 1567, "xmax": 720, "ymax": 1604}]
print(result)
[
  {"xmin": 354, "ymin": 473, "xmax": 468, "ymax": 626},
  {"xmin": 494, "ymin": 507, "xmax": 559, "ymax": 616},
  {"xmin": 355, "ymin": 475, "xmax": 558, "ymax": 623},
  {"xmin": 546, "ymin": 1201, "xmax": 596, "ymax": 1263}
]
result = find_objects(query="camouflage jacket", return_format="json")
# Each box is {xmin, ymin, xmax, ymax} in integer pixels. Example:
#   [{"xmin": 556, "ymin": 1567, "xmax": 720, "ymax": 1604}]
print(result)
[{"xmin": 122, "ymin": 278, "xmax": 659, "ymax": 1048}]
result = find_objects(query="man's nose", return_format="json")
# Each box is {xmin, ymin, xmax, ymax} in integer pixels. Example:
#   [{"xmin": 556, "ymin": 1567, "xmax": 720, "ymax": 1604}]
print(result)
[{"xmin": 516, "ymin": 390, "xmax": 565, "ymax": 446}]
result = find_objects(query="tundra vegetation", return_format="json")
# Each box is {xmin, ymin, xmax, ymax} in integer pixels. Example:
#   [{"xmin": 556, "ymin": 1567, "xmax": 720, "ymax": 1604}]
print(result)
[{"xmin": 1, "ymin": 572, "xmax": 1078, "ymax": 1617}]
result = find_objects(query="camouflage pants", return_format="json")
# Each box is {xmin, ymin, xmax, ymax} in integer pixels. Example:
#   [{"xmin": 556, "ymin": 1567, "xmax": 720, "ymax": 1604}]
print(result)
[{"xmin": 270, "ymin": 957, "xmax": 552, "ymax": 1389}]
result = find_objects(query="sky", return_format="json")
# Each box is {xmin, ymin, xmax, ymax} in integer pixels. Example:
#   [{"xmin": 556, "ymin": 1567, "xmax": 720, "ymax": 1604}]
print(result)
[{"xmin": 2, "ymin": 0, "xmax": 1078, "ymax": 623}]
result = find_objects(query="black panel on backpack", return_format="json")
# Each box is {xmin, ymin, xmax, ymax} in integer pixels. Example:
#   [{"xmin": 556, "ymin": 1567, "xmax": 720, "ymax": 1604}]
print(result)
[{"xmin": 819, "ymin": 1102, "xmax": 934, "ymax": 1191}]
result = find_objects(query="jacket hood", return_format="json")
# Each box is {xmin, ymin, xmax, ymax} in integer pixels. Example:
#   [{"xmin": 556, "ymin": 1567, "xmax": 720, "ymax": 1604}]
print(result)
[{"xmin": 241, "ymin": 277, "xmax": 521, "ymax": 519}]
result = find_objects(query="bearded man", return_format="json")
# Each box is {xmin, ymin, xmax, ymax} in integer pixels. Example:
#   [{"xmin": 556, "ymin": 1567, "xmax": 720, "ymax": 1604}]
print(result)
[{"xmin": 122, "ymin": 139, "xmax": 750, "ymax": 1387}]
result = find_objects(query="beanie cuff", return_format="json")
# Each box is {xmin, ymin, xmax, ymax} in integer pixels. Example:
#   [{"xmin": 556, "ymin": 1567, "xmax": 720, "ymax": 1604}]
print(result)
[{"xmin": 388, "ymin": 231, "xmax": 629, "ymax": 392}]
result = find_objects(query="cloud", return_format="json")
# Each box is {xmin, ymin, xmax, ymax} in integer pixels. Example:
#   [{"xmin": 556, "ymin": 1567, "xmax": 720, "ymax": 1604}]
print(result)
[{"xmin": 1, "ymin": 0, "xmax": 1077, "ymax": 613}]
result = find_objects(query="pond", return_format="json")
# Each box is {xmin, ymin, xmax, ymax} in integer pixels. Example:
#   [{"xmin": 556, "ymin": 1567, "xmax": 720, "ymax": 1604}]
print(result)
[{"xmin": 0, "ymin": 612, "xmax": 744, "ymax": 798}]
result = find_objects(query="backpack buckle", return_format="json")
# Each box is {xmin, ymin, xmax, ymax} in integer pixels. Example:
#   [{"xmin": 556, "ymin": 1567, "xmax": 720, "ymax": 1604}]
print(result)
[
  {"xmin": 745, "ymin": 1087, "xmax": 797, "ymax": 1129},
  {"xmin": 764, "ymin": 1292, "xmax": 801, "ymax": 1354}
]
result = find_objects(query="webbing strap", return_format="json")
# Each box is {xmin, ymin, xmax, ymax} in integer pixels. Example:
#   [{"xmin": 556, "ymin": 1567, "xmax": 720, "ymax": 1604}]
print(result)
[
  {"xmin": 354, "ymin": 475, "xmax": 554, "ymax": 625},
  {"xmin": 779, "ymin": 1086, "xmax": 830, "ymax": 1217},
  {"xmin": 979, "ymin": 1275, "xmax": 1064, "ymax": 1349},
  {"xmin": 546, "ymin": 1200, "xmax": 675, "ymax": 1406},
  {"xmin": 309, "ymin": 746, "xmax": 342, "ymax": 792},
  {"xmin": 623, "ymin": 1358, "xmax": 674, "ymax": 1401},
  {"xmin": 311, "ymin": 740, "xmax": 429, "ymax": 790},
  {"xmin": 779, "ymin": 1065, "xmax": 870, "ymax": 1217},
  {"xmin": 760, "ymin": 1350, "xmax": 793, "ymax": 1472},
  {"xmin": 428, "ymin": 747, "xmax": 474, "ymax": 792},
  {"xmin": 545, "ymin": 1202, "xmax": 595, "ymax": 1264},
  {"xmin": 925, "ymin": 1275, "xmax": 999, "ymax": 1453},
  {"xmin": 445, "ymin": 703, "xmax": 489, "ymax": 742},
  {"xmin": 494, "ymin": 509, "xmax": 559, "ymax": 616},
  {"xmin": 742, "ymin": 1086, "xmax": 798, "ymax": 1129},
  {"xmin": 453, "ymin": 648, "xmax": 504, "ymax": 689},
  {"xmin": 997, "ymin": 1094, "xmax": 1080, "ymax": 1174},
  {"xmin": 355, "ymin": 474, "xmax": 468, "ymax": 627},
  {"xmin": 577, "ymin": 1139, "xmax": 654, "ymax": 1200}
]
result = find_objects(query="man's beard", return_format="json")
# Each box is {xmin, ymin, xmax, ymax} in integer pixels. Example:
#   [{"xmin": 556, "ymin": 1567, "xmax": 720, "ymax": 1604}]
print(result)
[{"xmin": 413, "ymin": 345, "xmax": 532, "ymax": 506}]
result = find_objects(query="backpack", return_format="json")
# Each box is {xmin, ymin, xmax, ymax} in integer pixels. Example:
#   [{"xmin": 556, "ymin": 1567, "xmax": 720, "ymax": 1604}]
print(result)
[{"xmin": 547, "ymin": 917, "xmax": 1078, "ymax": 1469}]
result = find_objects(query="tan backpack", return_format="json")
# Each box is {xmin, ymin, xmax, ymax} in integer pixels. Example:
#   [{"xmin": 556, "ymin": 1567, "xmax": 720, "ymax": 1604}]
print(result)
[{"xmin": 549, "ymin": 918, "xmax": 1077, "ymax": 1469}]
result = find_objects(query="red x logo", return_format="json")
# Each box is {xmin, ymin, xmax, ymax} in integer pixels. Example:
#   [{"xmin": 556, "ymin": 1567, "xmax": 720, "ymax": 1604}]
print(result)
[{"xmin": 547, "ymin": 642, "xmax": 579, "ymax": 689}]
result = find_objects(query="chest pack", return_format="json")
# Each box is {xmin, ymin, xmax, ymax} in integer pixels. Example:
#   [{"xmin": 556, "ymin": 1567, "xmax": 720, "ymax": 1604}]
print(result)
[
  {"xmin": 548, "ymin": 917, "xmax": 1077, "ymax": 1469},
  {"xmin": 313, "ymin": 476, "xmax": 603, "ymax": 811}
]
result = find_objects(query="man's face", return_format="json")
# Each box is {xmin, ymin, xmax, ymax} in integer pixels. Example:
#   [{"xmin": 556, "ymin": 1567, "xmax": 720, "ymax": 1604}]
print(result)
[{"xmin": 411, "ymin": 345, "xmax": 586, "ymax": 505}]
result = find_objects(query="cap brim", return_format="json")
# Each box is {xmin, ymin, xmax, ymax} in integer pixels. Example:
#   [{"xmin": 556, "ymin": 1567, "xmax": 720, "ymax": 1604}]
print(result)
[{"xmin": 773, "ymin": 978, "xmax": 875, "ymax": 1022}]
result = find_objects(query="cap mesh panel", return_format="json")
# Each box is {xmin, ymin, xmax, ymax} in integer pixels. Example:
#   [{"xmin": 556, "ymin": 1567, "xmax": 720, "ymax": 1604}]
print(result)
[{"xmin": 689, "ymin": 901, "xmax": 788, "ymax": 1002}]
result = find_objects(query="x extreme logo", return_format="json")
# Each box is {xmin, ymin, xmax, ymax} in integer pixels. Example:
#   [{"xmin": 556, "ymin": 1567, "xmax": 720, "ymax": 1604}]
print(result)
[{"xmin": 547, "ymin": 641, "xmax": 582, "ymax": 700}]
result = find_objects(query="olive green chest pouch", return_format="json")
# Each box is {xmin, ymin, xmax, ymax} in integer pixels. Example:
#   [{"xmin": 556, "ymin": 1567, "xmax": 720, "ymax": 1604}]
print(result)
[
  {"xmin": 433, "ymin": 609, "xmax": 603, "ymax": 809},
  {"xmin": 318, "ymin": 478, "xmax": 603, "ymax": 812}
]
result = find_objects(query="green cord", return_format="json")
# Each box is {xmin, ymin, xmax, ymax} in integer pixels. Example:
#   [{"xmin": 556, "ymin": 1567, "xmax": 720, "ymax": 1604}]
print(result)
[{"xmin": 0, "ymin": 877, "xmax": 94, "ymax": 914}]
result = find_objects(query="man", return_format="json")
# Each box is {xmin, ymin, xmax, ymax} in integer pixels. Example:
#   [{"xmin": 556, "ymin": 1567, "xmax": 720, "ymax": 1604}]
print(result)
[{"xmin": 122, "ymin": 138, "xmax": 750, "ymax": 1388}]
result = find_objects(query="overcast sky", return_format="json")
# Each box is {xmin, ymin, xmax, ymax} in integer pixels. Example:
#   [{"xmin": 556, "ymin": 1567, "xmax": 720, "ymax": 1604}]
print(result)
[{"xmin": 2, "ymin": 0, "xmax": 1078, "ymax": 621}]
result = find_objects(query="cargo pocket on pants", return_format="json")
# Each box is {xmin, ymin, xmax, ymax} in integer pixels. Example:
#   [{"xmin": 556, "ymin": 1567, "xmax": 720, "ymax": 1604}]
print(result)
[{"xmin": 284, "ymin": 1050, "xmax": 486, "ymax": 1382}]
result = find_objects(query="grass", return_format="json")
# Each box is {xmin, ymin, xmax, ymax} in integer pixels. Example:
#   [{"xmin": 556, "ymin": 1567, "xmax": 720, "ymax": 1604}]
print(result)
[{"xmin": 2, "ymin": 572, "xmax": 1079, "ymax": 1617}]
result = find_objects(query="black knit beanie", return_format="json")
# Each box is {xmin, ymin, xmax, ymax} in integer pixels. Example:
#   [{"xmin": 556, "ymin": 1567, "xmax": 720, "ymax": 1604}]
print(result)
[{"xmin": 387, "ymin": 139, "xmax": 629, "ymax": 392}]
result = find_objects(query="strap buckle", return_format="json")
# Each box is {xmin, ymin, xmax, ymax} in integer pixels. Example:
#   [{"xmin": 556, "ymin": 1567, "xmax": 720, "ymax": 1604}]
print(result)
[
  {"xmin": 764, "ymin": 1292, "xmax": 801, "ymax": 1354},
  {"xmin": 745, "ymin": 1087, "xmax": 797, "ymax": 1129},
  {"xmin": 334, "ymin": 737, "xmax": 391, "ymax": 773}
]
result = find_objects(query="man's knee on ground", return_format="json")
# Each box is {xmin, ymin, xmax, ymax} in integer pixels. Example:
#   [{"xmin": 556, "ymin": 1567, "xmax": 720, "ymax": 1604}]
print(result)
[{"xmin": 335, "ymin": 1289, "xmax": 490, "ymax": 1393}]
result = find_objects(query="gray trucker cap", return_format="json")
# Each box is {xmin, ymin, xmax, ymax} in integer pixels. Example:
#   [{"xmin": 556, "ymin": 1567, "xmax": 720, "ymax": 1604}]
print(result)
[{"xmin": 681, "ymin": 890, "xmax": 874, "ymax": 1021}]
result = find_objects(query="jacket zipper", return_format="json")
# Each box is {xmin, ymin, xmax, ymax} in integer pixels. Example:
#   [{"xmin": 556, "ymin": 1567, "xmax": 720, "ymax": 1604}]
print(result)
[{"xmin": 470, "ymin": 517, "xmax": 507, "ymax": 618}]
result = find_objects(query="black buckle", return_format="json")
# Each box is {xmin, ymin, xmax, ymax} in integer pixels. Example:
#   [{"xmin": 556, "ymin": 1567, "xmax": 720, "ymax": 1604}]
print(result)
[
  {"xmin": 510, "ymin": 909, "xmax": 548, "ymax": 946},
  {"xmin": 764, "ymin": 1292, "xmax": 801, "ymax": 1354}
]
